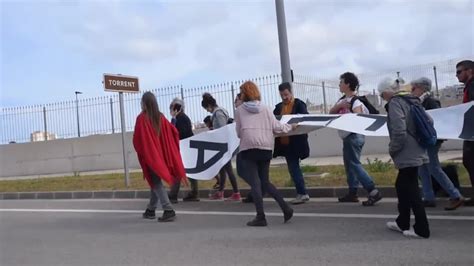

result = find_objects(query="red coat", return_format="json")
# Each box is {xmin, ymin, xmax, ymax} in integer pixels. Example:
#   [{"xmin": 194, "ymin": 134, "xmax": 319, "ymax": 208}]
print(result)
[{"xmin": 133, "ymin": 112, "xmax": 186, "ymax": 187}]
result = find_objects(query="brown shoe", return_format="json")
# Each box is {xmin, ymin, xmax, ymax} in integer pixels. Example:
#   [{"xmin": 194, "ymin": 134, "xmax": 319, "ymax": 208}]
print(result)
[{"xmin": 444, "ymin": 198, "xmax": 464, "ymax": 211}]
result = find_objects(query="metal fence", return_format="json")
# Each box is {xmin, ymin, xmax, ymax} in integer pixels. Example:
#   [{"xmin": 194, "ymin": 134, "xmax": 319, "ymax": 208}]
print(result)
[{"xmin": 0, "ymin": 58, "xmax": 469, "ymax": 144}]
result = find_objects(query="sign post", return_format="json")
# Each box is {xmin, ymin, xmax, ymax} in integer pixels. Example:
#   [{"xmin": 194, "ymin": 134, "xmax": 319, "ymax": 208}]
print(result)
[{"xmin": 103, "ymin": 73, "xmax": 139, "ymax": 187}]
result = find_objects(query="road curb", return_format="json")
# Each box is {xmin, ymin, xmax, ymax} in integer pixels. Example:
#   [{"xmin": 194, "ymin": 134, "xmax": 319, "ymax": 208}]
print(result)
[{"xmin": 1, "ymin": 187, "xmax": 472, "ymax": 200}]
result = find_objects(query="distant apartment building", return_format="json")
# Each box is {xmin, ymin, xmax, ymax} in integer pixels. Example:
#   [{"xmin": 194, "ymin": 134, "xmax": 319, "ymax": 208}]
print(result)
[{"xmin": 31, "ymin": 131, "xmax": 57, "ymax": 142}]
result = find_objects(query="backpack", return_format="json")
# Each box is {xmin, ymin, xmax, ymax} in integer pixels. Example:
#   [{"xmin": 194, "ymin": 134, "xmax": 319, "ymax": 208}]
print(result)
[
  {"xmin": 398, "ymin": 96, "xmax": 437, "ymax": 148},
  {"xmin": 351, "ymin": 96, "xmax": 380, "ymax": 114},
  {"xmin": 339, "ymin": 95, "xmax": 380, "ymax": 114}
]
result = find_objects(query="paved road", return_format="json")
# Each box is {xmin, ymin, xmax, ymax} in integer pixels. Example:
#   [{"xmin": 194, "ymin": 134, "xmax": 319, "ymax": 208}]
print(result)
[{"xmin": 1, "ymin": 198, "xmax": 473, "ymax": 266}]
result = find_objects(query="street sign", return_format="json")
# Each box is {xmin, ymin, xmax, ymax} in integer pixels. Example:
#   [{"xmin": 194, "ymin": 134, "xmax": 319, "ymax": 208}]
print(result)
[{"xmin": 103, "ymin": 74, "xmax": 139, "ymax": 93}]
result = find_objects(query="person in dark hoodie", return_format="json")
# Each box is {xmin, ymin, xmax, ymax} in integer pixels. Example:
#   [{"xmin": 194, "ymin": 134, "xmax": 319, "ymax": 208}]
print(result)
[
  {"xmin": 235, "ymin": 81, "xmax": 296, "ymax": 226},
  {"xmin": 378, "ymin": 78, "xmax": 430, "ymax": 239},
  {"xmin": 410, "ymin": 77, "xmax": 464, "ymax": 210},
  {"xmin": 168, "ymin": 98, "xmax": 200, "ymax": 203},
  {"xmin": 273, "ymin": 82, "xmax": 310, "ymax": 204}
]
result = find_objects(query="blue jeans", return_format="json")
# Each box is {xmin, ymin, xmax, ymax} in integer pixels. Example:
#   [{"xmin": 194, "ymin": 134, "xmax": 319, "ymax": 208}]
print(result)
[
  {"xmin": 285, "ymin": 156, "xmax": 307, "ymax": 195},
  {"xmin": 342, "ymin": 133, "xmax": 375, "ymax": 193},
  {"xmin": 419, "ymin": 143, "xmax": 462, "ymax": 201}
]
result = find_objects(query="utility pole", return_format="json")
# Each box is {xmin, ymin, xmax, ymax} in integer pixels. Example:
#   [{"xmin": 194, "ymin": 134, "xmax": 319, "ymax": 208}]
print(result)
[
  {"xmin": 75, "ymin": 91, "xmax": 82, "ymax": 137},
  {"xmin": 275, "ymin": 0, "xmax": 292, "ymax": 83}
]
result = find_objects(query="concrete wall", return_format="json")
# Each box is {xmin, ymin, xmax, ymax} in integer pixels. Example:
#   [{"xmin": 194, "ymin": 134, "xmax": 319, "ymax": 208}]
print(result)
[{"xmin": 0, "ymin": 128, "xmax": 463, "ymax": 178}]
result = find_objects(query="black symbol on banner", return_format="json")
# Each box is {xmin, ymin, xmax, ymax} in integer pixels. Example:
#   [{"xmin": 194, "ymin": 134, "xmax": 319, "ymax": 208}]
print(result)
[
  {"xmin": 357, "ymin": 114, "xmax": 387, "ymax": 131},
  {"xmin": 185, "ymin": 140, "xmax": 229, "ymax": 174},
  {"xmin": 286, "ymin": 116, "xmax": 340, "ymax": 124},
  {"xmin": 459, "ymin": 106, "xmax": 474, "ymax": 140}
]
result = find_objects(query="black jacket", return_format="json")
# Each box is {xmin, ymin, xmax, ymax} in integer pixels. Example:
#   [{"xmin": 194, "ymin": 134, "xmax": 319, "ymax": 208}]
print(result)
[
  {"xmin": 273, "ymin": 98, "xmax": 310, "ymax": 160},
  {"xmin": 422, "ymin": 95, "xmax": 441, "ymax": 110},
  {"xmin": 174, "ymin": 112, "xmax": 193, "ymax": 140}
]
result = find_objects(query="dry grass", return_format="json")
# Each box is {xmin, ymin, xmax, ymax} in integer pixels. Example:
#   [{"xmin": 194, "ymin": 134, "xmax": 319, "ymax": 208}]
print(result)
[{"xmin": 0, "ymin": 163, "xmax": 469, "ymax": 193}]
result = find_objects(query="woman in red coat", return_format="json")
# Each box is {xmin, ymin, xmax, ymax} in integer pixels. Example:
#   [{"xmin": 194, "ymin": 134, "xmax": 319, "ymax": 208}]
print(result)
[{"xmin": 133, "ymin": 92, "xmax": 186, "ymax": 222}]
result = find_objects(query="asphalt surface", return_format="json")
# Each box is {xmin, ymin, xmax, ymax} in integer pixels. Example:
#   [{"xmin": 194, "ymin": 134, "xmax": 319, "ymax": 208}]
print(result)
[{"xmin": 1, "ymin": 198, "xmax": 473, "ymax": 266}]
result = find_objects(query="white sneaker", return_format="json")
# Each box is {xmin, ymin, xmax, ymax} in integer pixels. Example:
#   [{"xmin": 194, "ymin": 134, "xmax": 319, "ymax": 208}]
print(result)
[
  {"xmin": 402, "ymin": 230, "xmax": 423, "ymax": 239},
  {"xmin": 386, "ymin": 221, "xmax": 402, "ymax": 233},
  {"xmin": 291, "ymin": 194, "xmax": 310, "ymax": 205}
]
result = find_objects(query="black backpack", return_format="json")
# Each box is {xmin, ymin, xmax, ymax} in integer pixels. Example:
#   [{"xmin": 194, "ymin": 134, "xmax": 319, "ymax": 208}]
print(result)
[{"xmin": 340, "ymin": 95, "xmax": 380, "ymax": 114}]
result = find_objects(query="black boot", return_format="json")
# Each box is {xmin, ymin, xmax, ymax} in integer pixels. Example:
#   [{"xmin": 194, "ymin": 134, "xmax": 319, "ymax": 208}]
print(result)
[
  {"xmin": 283, "ymin": 208, "xmax": 294, "ymax": 223},
  {"xmin": 158, "ymin": 210, "xmax": 176, "ymax": 222},
  {"xmin": 142, "ymin": 209, "xmax": 156, "ymax": 219},
  {"xmin": 183, "ymin": 193, "xmax": 200, "ymax": 202},
  {"xmin": 246, "ymin": 215, "xmax": 267, "ymax": 227}
]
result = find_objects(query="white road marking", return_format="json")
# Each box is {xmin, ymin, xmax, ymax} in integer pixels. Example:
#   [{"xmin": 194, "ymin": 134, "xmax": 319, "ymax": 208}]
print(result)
[{"xmin": 0, "ymin": 208, "xmax": 472, "ymax": 221}]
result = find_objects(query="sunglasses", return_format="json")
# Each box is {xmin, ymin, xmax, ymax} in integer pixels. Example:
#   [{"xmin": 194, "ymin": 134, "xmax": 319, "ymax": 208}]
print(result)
[{"xmin": 456, "ymin": 69, "xmax": 466, "ymax": 75}]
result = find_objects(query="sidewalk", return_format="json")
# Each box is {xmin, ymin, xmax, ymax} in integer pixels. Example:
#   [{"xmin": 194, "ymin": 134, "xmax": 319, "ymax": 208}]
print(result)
[{"xmin": 1, "ymin": 149, "xmax": 470, "ymax": 200}]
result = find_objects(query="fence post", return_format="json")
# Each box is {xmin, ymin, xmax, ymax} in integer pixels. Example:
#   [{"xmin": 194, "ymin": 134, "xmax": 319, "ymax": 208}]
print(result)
[
  {"xmin": 231, "ymin": 83, "xmax": 236, "ymax": 117},
  {"xmin": 110, "ymin": 97, "xmax": 115, "ymax": 134},
  {"xmin": 180, "ymin": 85, "xmax": 185, "ymax": 100},
  {"xmin": 322, "ymin": 81, "xmax": 328, "ymax": 114},
  {"xmin": 433, "ymin": 66, "xmax": 440, "ymax": 98},
  {"xmin": 43, "ymin": 106, "xmax": 48, "ymax": 141}
]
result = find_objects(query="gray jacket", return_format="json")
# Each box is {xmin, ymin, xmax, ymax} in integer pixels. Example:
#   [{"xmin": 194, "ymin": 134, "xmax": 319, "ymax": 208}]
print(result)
[
  {"xmin": 387, "ymin": 94, "xmax": 428, "ymax": 169},
  {"xmin": 211, "ymin": 107, "xmax": 229, "ymax": 129}
]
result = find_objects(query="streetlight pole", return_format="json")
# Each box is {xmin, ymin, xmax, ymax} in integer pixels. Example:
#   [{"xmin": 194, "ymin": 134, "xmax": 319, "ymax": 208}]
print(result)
[
  {"xmin": 275, "ymin": 0, "xmax": 292, "ymax": 84},
  {"xmin": 75, "ymin": 91, "xmax": 82, "ymax": 137}
]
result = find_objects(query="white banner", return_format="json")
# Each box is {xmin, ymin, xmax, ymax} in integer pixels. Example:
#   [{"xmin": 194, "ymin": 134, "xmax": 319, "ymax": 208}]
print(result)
[{"xmin": 182, "ymin": 102, "xmax": 474, "ymax": 180}]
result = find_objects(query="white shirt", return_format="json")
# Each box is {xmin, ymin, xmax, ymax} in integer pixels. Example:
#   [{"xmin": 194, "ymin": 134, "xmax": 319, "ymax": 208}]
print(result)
[{"xmin": 336, "ymin": 96, "xmax": 369, "ymax": 138}]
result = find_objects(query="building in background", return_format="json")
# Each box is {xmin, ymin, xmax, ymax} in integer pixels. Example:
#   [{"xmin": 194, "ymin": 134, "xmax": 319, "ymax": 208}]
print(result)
[{"xmin": 30, "ymin": 131, "xmax": 57, "ymax": 142}]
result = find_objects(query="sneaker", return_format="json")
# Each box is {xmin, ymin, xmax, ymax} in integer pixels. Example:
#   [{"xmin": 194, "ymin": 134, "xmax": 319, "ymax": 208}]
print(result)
[
  {"xmin": 386, "ymin": 221, "xmax": 402, "ymax": 233},
  {"xmin": 291, "ymin": 194, "xmax": 310, "ymax": 205},
  {"xmin": 209, "ymin": 191, "xmax": 224, "ymax": 200},
  {"xmin": 246, "ymin": 216, "xmax": 267, "ymax": 227},
  {"xmin": 183, "ymin": 193, "xmax": 200, "ymax": 202},
  {"xmin": 423, "ymin": 200, "xmax": 436, "ymax": 208},
  {"xmin": 362, "ymin": 190, "xmax": 382, "ymax": 206},
  {"xmin": 225, "ymin": 192, "xmax": 241, "ymax": 202},
  {"xmin": 142, "ymin": 209, "xmax": 156, "ymax": 219},
  {"xmin": 402, "ymin": 230, "xmax": 424, "ymax": 239},
  {"xmin": 338, "ymin": 194, "xmax": 359, "ymax": 203},
  {"xmin": 444, "ymin": 197, "xmax": 464, "ymax": 211},
  {"xmin": 283, "ymin": 208, "xmax": 294, "ymax": 223},
  {"xmin": 463, "ymin": 198, "xmax": 474, "ymax": 206},
  {"xmin": 158, "ymin": 210, "xmax": 176, "ymax": 222}
]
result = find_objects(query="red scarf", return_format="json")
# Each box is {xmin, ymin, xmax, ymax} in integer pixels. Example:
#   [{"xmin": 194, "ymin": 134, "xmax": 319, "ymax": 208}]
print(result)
[
  {"xmin": 464, "ymin": 78, "xmax": 473, "ymax": 103},
  {"xmin": 133, "ymin": 112, "xmax": 186, "ymax": 187}
]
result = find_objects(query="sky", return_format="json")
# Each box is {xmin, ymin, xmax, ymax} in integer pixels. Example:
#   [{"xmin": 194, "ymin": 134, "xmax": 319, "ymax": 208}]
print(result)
[{"xmin": 1, "ymin": 0, "xmax": 473, "ymax": 108}]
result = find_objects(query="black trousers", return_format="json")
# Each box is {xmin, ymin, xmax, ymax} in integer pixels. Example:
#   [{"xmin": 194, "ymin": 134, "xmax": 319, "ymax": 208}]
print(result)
[
  {"xmin": 395, "ymin": 166, "xmax": 430, "ymax": 238},
  {"xmin": 463, "ymin": 141, "xmax": 474, "ymax": 193},
  {"xmin": 219, "ymin": 161, "xmax": 239, "ymax": 193},
  {"xmin": 241, "ymin": 149, "xmax": 289, "ymax": 217},
  {"xmin": 169, "ymin": 178, "xmax": 198, "ymax": 198}
]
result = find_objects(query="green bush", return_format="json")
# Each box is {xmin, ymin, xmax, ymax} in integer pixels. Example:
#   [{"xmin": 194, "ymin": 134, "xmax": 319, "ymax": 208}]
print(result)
[{"xmin": 365, "ymin": 158, "xmax": 393, "ymax": 172}]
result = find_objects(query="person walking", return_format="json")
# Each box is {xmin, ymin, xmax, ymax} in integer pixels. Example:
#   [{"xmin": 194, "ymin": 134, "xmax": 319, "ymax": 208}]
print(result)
[
  {"xmin": 330, "ymin": 72, "xmax": 382, "ymax": 206},
  {"xmin": 168, "ymin": 98, "xmax": 200, "ymax": 203},
  {"xmin": 133, "ymin": 92, "xmax": 186, "ymax": 222},
  {"xmin": 410, "ymin": 77, "xmax": 464, "ymax": 210},
  {"xmin": 235, "ymin": 81, "xmax": 296, "ymax": 226},
  {"xmin": 273, "ymin": 82, "xmax": 310, "ymax": 204},
  {"xmin": 201, "ymin": 93, "xmax": 241, "ymax": 201},
  {"xmin": 378, "ymin": 78, "xmax": 430, "ymax": 238},
  {"xmin": 455, "ymin": 60, "xmax": 474, "ymax": 206}
]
